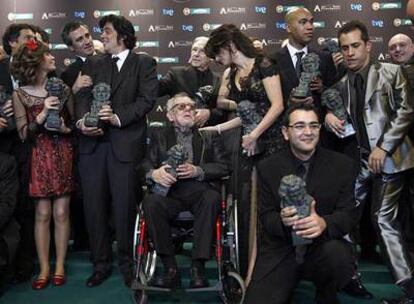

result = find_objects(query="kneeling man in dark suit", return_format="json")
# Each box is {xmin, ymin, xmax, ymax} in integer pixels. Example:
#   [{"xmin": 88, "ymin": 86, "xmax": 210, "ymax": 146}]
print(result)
[
  {"xmin": 140, "ymin": 93, "xmax": 230, "ymax": 289},
  {"xmin": 246, "ymin": 103, "xmax": 358, "ymax": 304}
]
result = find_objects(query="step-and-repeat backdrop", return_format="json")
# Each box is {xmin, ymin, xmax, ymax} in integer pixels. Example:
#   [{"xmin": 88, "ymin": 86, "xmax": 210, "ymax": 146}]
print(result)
[{"xmin": 0, "ymin": 0, "xmax": 411, "ymax": 120}]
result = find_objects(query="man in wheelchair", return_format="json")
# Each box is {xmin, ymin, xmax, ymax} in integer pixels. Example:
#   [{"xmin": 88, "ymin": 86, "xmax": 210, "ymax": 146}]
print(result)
[{"xmin": 139, "ymin": 93, "xmax": 230, "ymax": 289}]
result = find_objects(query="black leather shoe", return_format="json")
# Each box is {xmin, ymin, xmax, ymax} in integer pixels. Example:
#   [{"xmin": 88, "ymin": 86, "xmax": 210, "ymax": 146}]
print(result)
[
  {"xmin": 152, "ymin": 267, "xmax": 181, "ymax": 289},
  {"xmin": 381, "ymin": 296, "xmax": 414, "ymax": 304},
  {"xmin": 86, "ymin": 271, "xmax": 111, "ymax": 287},
  {"xmin": 342, "ymin": 276, "xmax": 373, "ymax": 299},
  {"xmin": 10, "ymin": 269, "xmax": 33, "ymax": 284},
  {"xmin": 189, "ymin": 266, "xmax": 209, "ymax": 289}
]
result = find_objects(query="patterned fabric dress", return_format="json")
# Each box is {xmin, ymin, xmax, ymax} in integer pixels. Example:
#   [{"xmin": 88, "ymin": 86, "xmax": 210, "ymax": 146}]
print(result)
[{"xmin": 13, "ymin": 88, "xmax": 74, "ymax": 198}]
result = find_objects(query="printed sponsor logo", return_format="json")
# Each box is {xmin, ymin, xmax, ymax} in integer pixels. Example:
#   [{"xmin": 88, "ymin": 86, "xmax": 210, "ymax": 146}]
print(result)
[
  {"xmin": 168, "ymin": 40, "xmax": 193, "ymax": 48},
  {"xmin": 370, "ymin": 36, "xmax": 384, "ymax": 43},
  {"xmin": 202, "ymin": 23, "xmax": 222, "ymax": 32},
  {"xmin": 334, "ymin": 21, "xmax": 347, "ymax": 28},
  {"xmin": 93, "ymin": 10, "xmax": 120, "ymax": 19},
  {"xmin": 183, "ymin": 8, "xmax": 211, "ymax": 16},
  {"xmin": 276, "ymin": 5, "xmax": 303, "ymax": 13},
  {"xmin": 136, "ymin": 41, "xmax": 160, "ymax": 48},
  {"xmin": 50, "ymin": 44, "xmax": 68, "ymax": 50},
  {"xmin": 148, "ymin": 25, "xmax": 174, "ymax": 32},
  {"xmin": 92, "ymin": 27, "xmax": 102, "ymax": 33},
  {"xmin": 267, "ymin": 38, "xmax": 285, "ymax": 46},
  {"xmin": 313, "ymin": 21, "xmax": 326, "ymax": 28},
  {"xmin": 182, "ymin": 25, "xmax": 194, "ymax": 32},
  {"xmin": 133, "ymin": 25, "xmax": 139, "ymax": 32},
  {"xmin": 313, "ymin": 4, "xmax": 341, "ymax": 12},
  {"xmin": 129, "ymin": 9, "xmax": 154, "ymax": 17},
  {"xmin": 7, "ymin": 13, "xmax": 34, "ymax": 21},
  {"xmin": 255, "ymin": 6, "xmax": 267, "ymax": 14},
  {"xmin": 162, "ymin": 8, "xmax": 174, "ymax": 16},
  {"xmin": 350, "ymin": 3, "xmax": 363, "ymax": 11},
  {"xmin": 42, "ymin": 12, "xmax": 66, "ymax": 20},
  {"xmin": 393, "ymin": 18, "xmax": 412, "ymax": 27},
  {"xmin": 220, "ymin": 7, "xmax": 246, "ymax": 15},
  {"xmin": 74, "ymin": 11, "xmax": 86, "ymax": 18},
  {"xmin": 240, "ymin": 23, "xmax": 266, "ymax": 30},
  {"xmin": 275, "ymin": 22, "xmax": 286, "ymax": 29},
  {"xmin": 158, "ymin": 57, "xmax": 179, "ymax": 64},
  {"xmin": 372, "ymin": 2, "xmax": 401, "ymax": 10},
  {"xmin": 371, "ymin": 20, "xmax": 384, "ymax": 27}
]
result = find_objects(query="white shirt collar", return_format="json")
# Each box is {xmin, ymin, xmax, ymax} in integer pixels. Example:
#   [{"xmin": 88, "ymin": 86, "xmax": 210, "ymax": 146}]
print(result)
[
  {"xmin": 286, "ymin": 42, "xmax": 308, "ymax": 59},
  {"xmin": 112, "ymin": 49, "xmax": 130, "ymax": 69}
]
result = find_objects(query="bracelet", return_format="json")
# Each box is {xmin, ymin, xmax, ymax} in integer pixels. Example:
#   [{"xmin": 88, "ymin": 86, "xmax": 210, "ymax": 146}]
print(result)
[{"xmin": 217, "ymin": 124, "xmax": 222, "ymax": 134}]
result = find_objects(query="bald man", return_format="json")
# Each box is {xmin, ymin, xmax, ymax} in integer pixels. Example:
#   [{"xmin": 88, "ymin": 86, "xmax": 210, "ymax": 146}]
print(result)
[{"xmin": 388, "ymin": 34, "xmax": 414, "ymax": 64}]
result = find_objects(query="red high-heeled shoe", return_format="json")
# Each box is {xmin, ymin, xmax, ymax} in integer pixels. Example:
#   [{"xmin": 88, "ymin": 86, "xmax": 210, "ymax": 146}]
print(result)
[
  {"xmin": 51, "ymin": 274, "xmax": 66, "ymax": 286},
  {"xmin": 32, "ymin": 277, "xmax": 50, "ymax": 290}
]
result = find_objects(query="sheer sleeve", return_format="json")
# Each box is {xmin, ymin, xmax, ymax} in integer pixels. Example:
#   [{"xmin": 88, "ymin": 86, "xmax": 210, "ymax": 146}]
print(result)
[
  {"xmin": 258, "ymin": 56, "xmax": 279, "ymax": 80},
  {"xmin": 12, "ymin": 90, "xmax": 29, "ymax": 141}
]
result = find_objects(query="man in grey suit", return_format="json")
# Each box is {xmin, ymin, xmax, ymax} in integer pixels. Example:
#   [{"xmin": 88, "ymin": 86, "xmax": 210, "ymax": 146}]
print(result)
[{"xmin": 326, "ymin": 20, "xmax": 414, "ymax": 304}]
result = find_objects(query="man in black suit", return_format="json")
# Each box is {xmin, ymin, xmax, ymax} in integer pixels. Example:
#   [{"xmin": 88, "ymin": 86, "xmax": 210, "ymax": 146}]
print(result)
[
  {"xmin": 0, "ymin": 153, "xmax": 19, "ymax": 297},
  {"xmin": 271, "ymin": 7, "xmax": 337, "ymax": 108},
  {"xmin": 75, "ymin": 14, "xmax": 158, "ymax": 288},
  {"xmin": 61, "ymin": 21, "xmax": 95, "ymax": 252},
  {"xmin": 140, "ymin": 93, "xmax": 229, "ymax": 289},
  {"xmin": 159, "ymin": 36, "xmax": 223, "ymax": 126},
  {"xmin": 61, "ymin": 21, "xmax": 94, "ymax": 92},
  {"xmin": 246, "ymin": 103, "xmax": 357, "ymax": 304},
  {"xmin": 0, "ymin": 24, "xmax": 36, "ymax": 285}
]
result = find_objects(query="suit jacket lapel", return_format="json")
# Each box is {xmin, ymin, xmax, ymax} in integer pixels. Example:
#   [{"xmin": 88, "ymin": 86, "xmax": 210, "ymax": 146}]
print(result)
[
  {"xmin": 365, "ymin": 64, "xmax": 379, "ymax": 105},
  {"xmin": 305, "ymin": 150, "xmax": 326, "ymax": 195},
  {"xmin": 280, "ymin": 47, "xmax": 298, "ymax": 84}
]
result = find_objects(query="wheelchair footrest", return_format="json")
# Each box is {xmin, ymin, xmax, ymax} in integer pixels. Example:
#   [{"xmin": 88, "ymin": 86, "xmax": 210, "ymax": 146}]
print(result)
[
  {"xmin": 132, "ymin": 281, "xmax": 171, "ymax": 292},
  {"xmin": 185, "ymin": 282, "xmax": 220, "ymax": 293}
]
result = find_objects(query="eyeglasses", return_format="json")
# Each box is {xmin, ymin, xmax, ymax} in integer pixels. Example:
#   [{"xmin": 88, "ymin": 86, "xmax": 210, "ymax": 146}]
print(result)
[
  {"xmin": 172, "ymin": 102, "xmax": 196, "ymax": 111},
  {"xmin": 288, "ymin": 122, "xmax": 321, "ymax": 132}
]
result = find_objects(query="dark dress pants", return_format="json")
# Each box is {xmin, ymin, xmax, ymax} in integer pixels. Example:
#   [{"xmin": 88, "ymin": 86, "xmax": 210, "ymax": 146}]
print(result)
[
  {"xmin": 143, "ymin": 180, "xmax": 220, "ymax": 260},
  {"xmin": 246, "ymin": 240, "xmax": 354, "ymax": 304},
  {"xmin": 79, "ymin": 142, "xmax": 139, "ymax": 276},
  {"xmin": 355, "ymin": 156, "xmax": 414, "ymax": 284}
]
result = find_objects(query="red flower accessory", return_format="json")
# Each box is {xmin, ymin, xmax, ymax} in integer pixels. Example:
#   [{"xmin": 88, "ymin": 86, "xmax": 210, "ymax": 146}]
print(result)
[{"xmin": 26, "ymin": 39, "xmax": 38, "ymax": 51}]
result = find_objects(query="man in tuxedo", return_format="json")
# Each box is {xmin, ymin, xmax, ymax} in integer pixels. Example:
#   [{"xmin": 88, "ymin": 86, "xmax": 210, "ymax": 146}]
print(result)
[
  {"xmin": 75, "ymin": 14, "xmax": 158, "ymax": 288},
  {"xmin": 326, "ymin": 21, "xmax": 414, "ymax": 304},
  {"xmin": 159, "ymin": 36, "xmax": 223, "ymax": 126},
  {"xmin": 246, "ymin": 103, "xmax": 357, "ymax": 304},
  {"xmin": 140, "ymin": 93, "xmax": 229, "ymax": 289},
  {"xmin": 271, "ymin": 7, "xmax": 336, "ymax": 108},
  {"xmin": 0, "ymin": 152, "xmax": 19, "ymax": 297},
  {"xmin": 61, "ymin": 21, "xmax": 94, "ymax": 92},
  {"xmin": 0, "ymin": 23, "xmax": 36, "ymax": 284}
]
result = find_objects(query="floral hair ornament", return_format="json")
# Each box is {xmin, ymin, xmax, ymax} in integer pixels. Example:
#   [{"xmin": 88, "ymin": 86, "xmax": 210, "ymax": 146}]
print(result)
[{"xmin": 26, "ymin": 39, "xmax": 38, "ymax": 51}]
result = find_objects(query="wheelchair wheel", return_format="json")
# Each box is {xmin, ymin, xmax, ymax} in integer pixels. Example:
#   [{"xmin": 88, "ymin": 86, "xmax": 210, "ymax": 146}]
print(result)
[
  {"xmin": 133, "ymin": 211, "xmax": 157, "ymax": 284},
  {"xmin": 226, "ymin": 194, "xmax": 240, "ymax": 271},
  {"xmin": 132, "ymin": 290, "xmax": 149, "ymax": 304},
  {"xmin": 220, "ymin": 271, "xmax": 246, "ymax": 304}
]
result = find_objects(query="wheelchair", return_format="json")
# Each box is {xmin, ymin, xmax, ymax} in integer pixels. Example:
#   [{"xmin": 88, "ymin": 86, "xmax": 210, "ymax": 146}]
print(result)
[{"xmin": 131, "ymin": 180, "xmax": 246, "ymax": 304}]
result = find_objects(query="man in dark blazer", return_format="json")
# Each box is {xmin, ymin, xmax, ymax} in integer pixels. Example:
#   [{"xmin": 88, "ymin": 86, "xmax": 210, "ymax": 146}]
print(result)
[
  {"xmin": 246, "ymin": 103, "xmax": 357, "ymax": 304},
  {"xmin": 61, "ymin": 21, "xmax": 95, "ymax": 93},
  {"xmin": 0, "ymin": 152, "xmax": 19, "ymax": 297},
  {"xmin": 271, "ymin": 7, "xmax": 337, "ymax": 109},
  {"xmin": 0, "ymin": 23, "xmax": 36, "ymax": 285},
  {"xmin": 159, "ymin": 36, "xmax": 223, "ymax": 126},
  {"xmin": 75, "ymin": 15, "xmax": 158, "ymax": 288},
  {"xmin": 140, "ymin": 93, "xmax": 229, "ymax": 289}
]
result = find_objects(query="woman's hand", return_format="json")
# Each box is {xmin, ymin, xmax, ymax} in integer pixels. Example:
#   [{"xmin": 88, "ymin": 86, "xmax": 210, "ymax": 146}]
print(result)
[{"xmin": 242, "ymin": 132, "xmax": 259, "ymax": 156}]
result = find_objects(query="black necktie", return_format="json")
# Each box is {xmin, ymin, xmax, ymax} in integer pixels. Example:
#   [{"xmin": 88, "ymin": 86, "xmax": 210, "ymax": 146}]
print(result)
[
  {"xmin": 295, "ymin": 51, "xmax": 304, "ymax": 78},
  {"xmin": 352, "ymin": 74, "xmax": 370, "ymax": 151},
  {"xmin": 111, "ymin": 56, "xmax": 120, "ymax": 85}
]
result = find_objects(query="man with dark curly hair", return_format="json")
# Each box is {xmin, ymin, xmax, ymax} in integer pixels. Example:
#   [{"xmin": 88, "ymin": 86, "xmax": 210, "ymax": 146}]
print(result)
[{"xmin": 75, "ymin": 14, "xmax": 158, "ymax": 288}]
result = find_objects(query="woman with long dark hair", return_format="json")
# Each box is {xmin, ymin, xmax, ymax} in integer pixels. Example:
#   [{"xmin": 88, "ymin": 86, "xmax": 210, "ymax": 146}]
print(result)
[
  {"xmin": 202, "ymin": 24, "xmax": 285, "ymax": 281},
  {"xmin": 11, "ymin": 40, "xmax": 74, "ymax": 290}
]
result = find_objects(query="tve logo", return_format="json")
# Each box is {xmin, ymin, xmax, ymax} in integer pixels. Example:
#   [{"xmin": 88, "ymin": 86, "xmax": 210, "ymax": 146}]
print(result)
[
  {"xmin": 162, "ymin": 8, "xmax": 174, "ymax": 16},
  {"xmin": 255, "ymin": 6, "xmax": 267, "ymax": 14},
  {"xmin": 371, "ymin": 20, "xmax": 384, "ymax": 27},
  {"xmin": 350, "ymin": 3, "xmax": 363, "ymax": 11},
  {"xmin": 182, "ymin": 25, "xmax": 194, "ymax": 32},
  {"xmin": 275, "ymin": 21, "xmax": 286, "ymax": 29},
  {"xmin": 92, "ymin": 27, "xmax": 102, "ymax": 33},
  {"xmin": 74, "ymin": 11, "xmax": 86, "ymax": 18}
]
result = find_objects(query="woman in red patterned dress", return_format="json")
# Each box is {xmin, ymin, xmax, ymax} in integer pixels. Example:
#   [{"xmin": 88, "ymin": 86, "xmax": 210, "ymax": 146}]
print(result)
[{"xmin": 11, "ymin": 40, "xmax": 74, "ymax": 290}]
